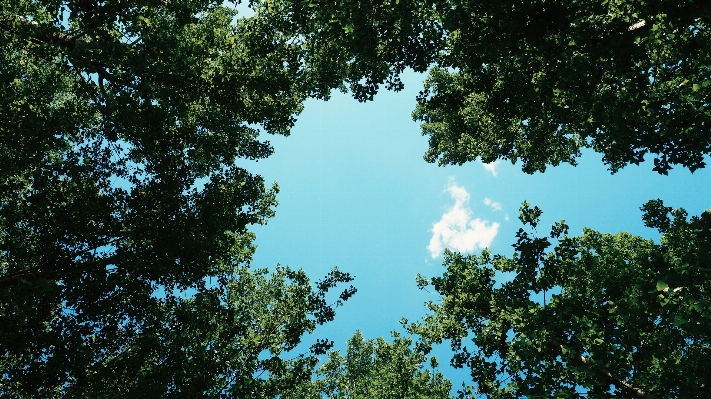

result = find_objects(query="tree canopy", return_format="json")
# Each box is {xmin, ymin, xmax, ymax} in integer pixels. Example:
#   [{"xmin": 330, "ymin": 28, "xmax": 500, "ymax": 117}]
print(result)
[
  {"xmin": 3, "ymin": 263, "xmax": 356, "ymax": 398},
  {"xmin": 283, "ymin": 331, "xmax": 454, "ymax": 399},
  {"xmin": 3, "ymin": 0, "xmax": 711, "ymax": 397},
  {"xmin": 253, "ymin": 0, "xmax": 711, "ymax": 173},
  {"xmin": 1, "ymin": 0, "xmax": 360, "ymax": 396},
  {"xmin": 410, "ymin": 201, "xmax": 711, "ymax": 398},
  {"xmin": 411, "ymin": 0, "xmax": 711, "ymax": 174}
]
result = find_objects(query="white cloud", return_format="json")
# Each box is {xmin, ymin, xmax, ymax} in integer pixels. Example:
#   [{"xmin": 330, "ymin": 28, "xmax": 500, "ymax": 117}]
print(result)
[
  {"xmin": 483, "ymin": 161, "xmax": 500, "ymax": 177},
  {"xmin": 428, "ymin": 183, "xmax": 500, "ymax": 258},
  {"xmin": 483, "ymin": 197, "xmax": 502, "ymax": 211}
]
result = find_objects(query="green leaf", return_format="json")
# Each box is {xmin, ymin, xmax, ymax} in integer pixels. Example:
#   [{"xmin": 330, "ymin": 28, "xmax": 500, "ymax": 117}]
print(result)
[{"xmin": 656, "ymin": 280, "xmax": 669, "ymax": 291}]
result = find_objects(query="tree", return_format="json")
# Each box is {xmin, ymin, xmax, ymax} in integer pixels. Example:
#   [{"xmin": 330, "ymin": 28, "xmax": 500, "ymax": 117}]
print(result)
[
  {"xmin": 410, "ymin": 0, "xmax": 711, "ymax": 174},
  {"xmin": 410, "ymin": 201, "xmax": 711, "ymax": 398},
  {"xmin": 251, "ymin": 0, "xmax": 711, "ymax": 173},
  {"xmin": 0, "ymin": 0, "xmax": 357, "ymax": 396},
  {"xmin": 248, "ymin": 0, "xmax": 443, "ymax": 101},
  {"xmin": 249, "ymin": 0, "xmax": 711, "ymax": 174},
  {"xmin": 283, "ymin": 330, "xmax": 454, "ymax": 399},
  {"xmin": 2, "ymin": 265, "xmax": 355, "ymax": 398}
]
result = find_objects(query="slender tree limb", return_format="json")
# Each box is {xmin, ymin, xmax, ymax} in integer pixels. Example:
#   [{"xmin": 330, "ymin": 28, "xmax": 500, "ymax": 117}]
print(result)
[
  {"xmin": 0, "ymin": 269, "xmax": 71, "ymax": 289},
  {"xmin": 0, "ymin": 256, "xmax": 120, "ymax": 289},
  {"xmin": 550, "ymin": 340, "xmax": 661, "ymax": 399},
  {"xmin": 0, "ymin": 225, "xmax": 154, "ymax": 289},
  {"xmin": 0, "ymin": 15, "xmax": 85, "ymax": 51}
]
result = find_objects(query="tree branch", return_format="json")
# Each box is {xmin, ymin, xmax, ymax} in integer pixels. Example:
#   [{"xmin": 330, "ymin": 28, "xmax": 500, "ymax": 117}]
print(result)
[
  {"xmin": 550, "ymin": 341, "xmax": 661, "ymax": 399},
  {"xmin": 0, "ymin": 225, "xmax": 153, "ymax": 290},
  {"xmin": 0, "ymin": 15, "xmax": 86, "ymax": 51},
  {"xmin": 0, "ymin": 256, "xmax": 119, "ymax": 289}
]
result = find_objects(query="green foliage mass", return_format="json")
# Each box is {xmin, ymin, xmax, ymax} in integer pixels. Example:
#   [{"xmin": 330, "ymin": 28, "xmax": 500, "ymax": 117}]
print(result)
[
  {"xmin": 3, "ymin": 264, "xmax": 355, "ymax": 398},
  {"xmin": 3, "ymin": 0, "xmax": 710, "ymax": 397},
  {"xmin": 412, "ymin": 0, "xmax": 711, "ymax": 174},
  {"xmin": 249, "ymin": 0, "xmax": 443, "ymax": 101},
  {"xmin": 0, "ymin": 0, "xmax": 360, "ymax": 396},
  {"xmin": 410, "ymin": 201, "xmax": 711, "ymax": 398},
  {"xmin": 263, "ymin": 0, "xmax": 711, "ymax": 173},
  {"xmin": 283, "ymin": 330, "xmax": 454, "ymax": 399}
]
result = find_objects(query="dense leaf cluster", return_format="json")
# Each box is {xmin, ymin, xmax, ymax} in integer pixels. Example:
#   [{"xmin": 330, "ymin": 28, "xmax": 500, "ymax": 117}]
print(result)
[
  {"xmin": 249, "ymin": 0, "xmax": 444, "ymax": 101},
  {"xmin": 411, "ymin": 201, "xmax": 711, "ymax": 398},
  {"xmin": 3, "ymin": 0, "xmax": 710, "ymax": 397},
  {"xmin": 413, "ymin": 0, "xmax": 711, "ymax": 174},
  {"xmin": 283, "ymin": 331, "xmax": 453, "ymax": 399},
  {"xmin": 0, "ymin": 0, "xmax": 359, "ymax": 396},
  {"xmin": 271, "ymin": 0, "xmax": 711, "ymax": 173}
]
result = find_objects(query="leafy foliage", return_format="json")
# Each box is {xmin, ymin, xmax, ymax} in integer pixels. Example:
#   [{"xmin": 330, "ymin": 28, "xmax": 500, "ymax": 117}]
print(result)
[
  {"xmin": 4, "ymin": 0, "xmax": 711, "ymax": 397},
  {"xmin": 284, "ymin": 330, "xmax": 454, "ymax": 399},
  {"xmin": 412, "ymin": 0, "xmax": 711, "ymax": 174},
  {"xmin": 257, "ymin": 0, "xmax": 711, "ymax": 173},
  {"xmin": 410, "ymin": 201, "xmax": 711, "ymax": 398},
  {"xmin": 2, "ymin": 264, "xmax": 355, "ymax": 398},
  {"xmin": 249, "ymin": 0, "xmax": 444, "ymax": 101},
  {"xmin": 0, "ymin": 0, "xmax": 358, "ymax": 396}
]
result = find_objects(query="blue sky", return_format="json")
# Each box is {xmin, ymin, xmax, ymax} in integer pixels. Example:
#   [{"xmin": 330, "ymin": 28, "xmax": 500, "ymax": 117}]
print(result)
[{"xmin": 238, "ymin": 69, "xmax": 711, "ymax": 383}]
